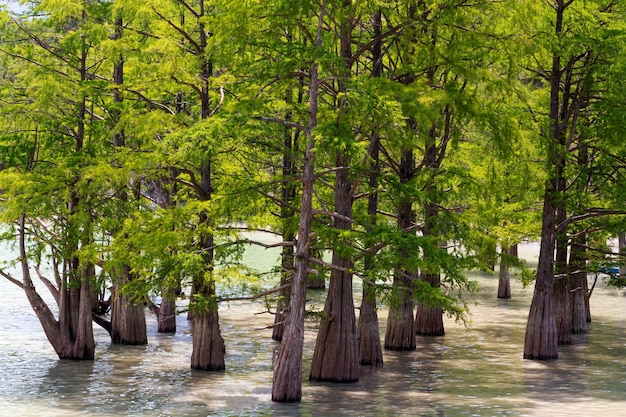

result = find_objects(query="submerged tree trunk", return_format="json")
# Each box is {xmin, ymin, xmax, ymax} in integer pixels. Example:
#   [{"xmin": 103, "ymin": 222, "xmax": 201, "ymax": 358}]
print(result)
[
  {"xmin": 272, "ymin": 243, "xmax": 294, "ymax": 341},
  {"xmin": 415, "ymin": 120, "xmax": 446, "ymax": 337},
  {"xmin": 385, "ymin": 150, "xmax": 416, "ymax": 350},
  {"xmin": 358, "ymin": 139, "xmax": 383, "ymax": 365},
  {"xmin": 271, "ymin": 6, "xmax": 323, "ymax": 400},
  {"xmin": 497, "ymin": 245, "xmax": 512, "ymax": 299},
  {"xmin": 523, "ymin": 188, "xmax": 559, "ymax": 359},
  {"xmin": 309, "ymin": 154, "xmax": 359, "ymax": 382},
  {"xmin": 358, "ymin": 9, "xmax": 384, "ymax": 367},
  {"xmin": 110, "ymin": 282, "xmax": 147, "ymax": 345},
  {"xmin": 108, "ymin": 15, "xmax": 147, "ymax": 346},
  {"xmin": 570, "ymin": 234, "xmax": 588, "ymax": 334},
  {"xmin": 156, "ymin": 288, "xmax": 178, "ymax": 333},
  {"xmin": 191, "ymin": 306, "xmax": 225, "ymax": 371},
  {"xmin": 617, "ymin": 233, "xmax": 626, "ymax": 279},
  {"xmin": 15, "ymin": 217, "xmax": 95, "ymax": 360}
]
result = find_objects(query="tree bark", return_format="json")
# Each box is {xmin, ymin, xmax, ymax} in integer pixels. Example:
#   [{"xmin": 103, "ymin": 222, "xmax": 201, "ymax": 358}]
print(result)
[
  {"xmin": 570, "ymin": 234, "xmax": 588, "ymax": 334},
  {"xmin": 272, "ymin": 4, "xmax": 324, "ymax": 401},
  {"xmin": 110, "ymin": 273, "xmax": 147, "ymax": 345},
  {"xmin": 358, "ymin": 9, "xmax": 384, "ymax": 367},
  {"xmin": 497, "ymin": 245, "xmax": 512, "ymax": 299},
  {"xmin": 384, "ymin": 150, "xmax": 416, "ymax": 350},
  {"xmin": 309, "ymin": 155, "xmax": 359, "ymax": 382},
  {"xmin": 523, "ymin": 1, "xmax": 568, "ymax": 361},
  {"xmin": 617, "ymin": 232, "xmax": 626, "ymax": 278},
  {"xmin": 191, "ymin": 308, "xmax": 225, "ymax": 371},
  {"xmin": 523, "ymin": 188, "xmax": 558, "ymax": 359}
]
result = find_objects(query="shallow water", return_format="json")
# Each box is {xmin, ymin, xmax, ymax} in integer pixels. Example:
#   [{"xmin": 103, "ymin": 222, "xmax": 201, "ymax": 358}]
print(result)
[{"xmin": 1, "ymin": 242, "xmax": 626, "ymax": 416}]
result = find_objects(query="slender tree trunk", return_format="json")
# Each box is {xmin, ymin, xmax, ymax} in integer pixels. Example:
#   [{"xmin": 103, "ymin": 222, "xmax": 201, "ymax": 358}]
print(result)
[
  {"xmin": 497, "ymin": 245, "xmax": 512, "ymax": 299},
  {"xmin": 570, "ymin": 234, "xmax": 588, "ymax": 334},
  {"xmin": 188, "ymin": 1, "xmax": 226, "ymax": 370},
  {"xmin": 523, "ymin": 2, "xmax": 568, "ymax": 361},
  {"xmin": 272, "ymin": 5, "xmax": 324, "ymax": 402},
  {"xmin": 107, "ymin": 14, "xmax": 148, "ymax": 345},
  {"xmin": 618, "ymin": 232, "xmax": 626, "ymax": 278},
  {"xmin": 358, "ymin": 9, "xmax": 384, "ymax": 368},
  {"xmin": 415, "ymin": 119, "xmax": 446, "ymax": 337},
  {"xmin": 358, "ymin": 137, "xmax": 383, "ymax": 364}
]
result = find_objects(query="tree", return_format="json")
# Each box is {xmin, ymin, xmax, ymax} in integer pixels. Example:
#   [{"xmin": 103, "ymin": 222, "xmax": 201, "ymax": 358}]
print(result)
[{"xmin": 523, "ymin": 0, "xmax": 626, "ymax": 358}]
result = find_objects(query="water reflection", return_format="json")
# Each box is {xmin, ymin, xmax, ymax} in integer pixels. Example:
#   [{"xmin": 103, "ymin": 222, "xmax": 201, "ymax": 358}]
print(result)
[{"xmin": 2, "ymin": 243, "xmax": 626, "ymax": 416}]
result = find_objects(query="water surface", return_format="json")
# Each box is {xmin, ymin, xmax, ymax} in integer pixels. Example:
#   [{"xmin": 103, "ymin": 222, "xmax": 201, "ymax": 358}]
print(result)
[{"xmin": 1, "ymin": 242, "xmax": 626, "ymax": 416}]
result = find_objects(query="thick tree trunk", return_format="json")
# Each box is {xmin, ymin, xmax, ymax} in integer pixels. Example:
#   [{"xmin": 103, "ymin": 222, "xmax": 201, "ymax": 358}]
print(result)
[
  {"xmin": 497, "ymin": 245, "xmax": 511, "ymax": 299},
  {"xmin": 110, "ymin": 269, "xmax": 148, "ymax": 345},
  {"xmin": 385, "ymin": 268, "xmax": 416, "ymax": 350},
  {"xmin": 309, "ymin": 1, "xmax": 358, "ymax": 382},
  {"xmin": 415, "ymin": 272, "xmax": 445, "ymax": 336},
  {"xmin": 309, "ymin": 155, "xmax": 359, "ymax": 382},
  {"xmin": 415, "ymin": 200, "xmax": 445, "ymax": 336},
  {"xmin": 309, "ymin": 258, "xmax": 359, "ymax": 381},
  {"xmin": 191, "ymin": 308, "xmax": 225, "ymax": 371},
  {"xmin": 523, "ymin": 190, "xmax": 558, "ymax": 359},
  {"xmin": 554, "ymin": 202, "xmax": 571, "ymax": 345}
]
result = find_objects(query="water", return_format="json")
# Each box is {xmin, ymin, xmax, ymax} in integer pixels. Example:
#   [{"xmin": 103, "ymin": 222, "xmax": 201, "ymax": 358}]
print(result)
[{"xmin": 1, "ymin": 241, "xmax": 626, "ymax": 416}]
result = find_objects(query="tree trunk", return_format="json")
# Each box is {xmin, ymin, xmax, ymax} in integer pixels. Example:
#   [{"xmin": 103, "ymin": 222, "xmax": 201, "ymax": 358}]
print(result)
[
  {"xmin": 358, "ymin": 282, "xmax": 383, "ymax": 366},
  {"xmin": 191, "ymin": 308, "xmax": 225, "ymax": 371},
  {"xmin": 384, "ymin": 150, "xmax": 416, "ymax": 350},
  {"xmin": 158, "ymin": 287, "xmax": 177, "ymax": 333},
  {"xmin": 523, "ymin": 189, "xmax": 558, "ymax": 359},
  {"xmin": 570, "ymin": 234, "xmax": 587, "ymax": 334},
  {"xmin": 414, "ymin": 272, "xmax": 444, "ymax": 336},
  {"xmin": 523, "ymin": 1, "xmax": 569, "ymax": 361},
  {"xmin": 553, "ymin": 276, "xmax": 571, "ymax": 345},
  {"xmin": 497, "ymin": 245, "xmax": 511, "ymax": 299},
  {"xmin": 309, "ymin": 154, "xmax": 359, "ymax": 382},
  {"xmin": 271, "ymin": 9, "xmax": 323, "ymax": 399},
  {"xmin": 18, "ymin": 217, "xmax": 95, "ymax": 360},
  {"xmin": 272, "ymin": 243, "xmax": 294, "ymax": 341},
  {"xmin": 273, "ymin": 75, "xmax": 299, "ymax": 341},
  {"xmin": 110, "ymin": 268, "xmax": 148, "ymax": 345},
  {"xmin": 617, "ymin": 233, "xmax": 626, "ymax": 279},
  {"xmin": 554, "ymin": 199, "xmax": 571, "ymax": 345},
  {"xmin": 358, "ymin": 9, "xmax": 384, "ymax": 367}
]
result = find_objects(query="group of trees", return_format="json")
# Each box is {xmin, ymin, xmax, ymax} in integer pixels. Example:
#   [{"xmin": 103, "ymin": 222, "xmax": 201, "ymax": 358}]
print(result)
[{"xmin": 0, "ymin": 0, "xmax": 625, "ymax": 403}]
